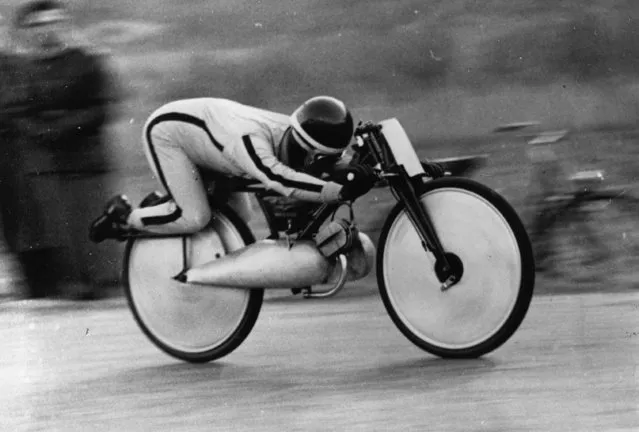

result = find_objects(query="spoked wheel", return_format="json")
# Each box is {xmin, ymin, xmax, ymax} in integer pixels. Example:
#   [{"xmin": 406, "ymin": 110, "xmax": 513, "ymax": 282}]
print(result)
[
  {"xmin": 123, "ymin": 205, "xmax": 264, "ymax": 363},
  {"xmin": 543, "ymin": 190, "xmax": 639, "ymax": 288},
  {"xmin": 377, "ymin": 178, "xmax": 535, "ymax": 358}
]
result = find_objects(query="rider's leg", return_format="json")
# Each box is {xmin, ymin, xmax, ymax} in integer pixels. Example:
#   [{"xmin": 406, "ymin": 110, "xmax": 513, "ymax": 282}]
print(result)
[{"xmin": 125, "ymin": 128, "xmax": 211, "ymax": 235}]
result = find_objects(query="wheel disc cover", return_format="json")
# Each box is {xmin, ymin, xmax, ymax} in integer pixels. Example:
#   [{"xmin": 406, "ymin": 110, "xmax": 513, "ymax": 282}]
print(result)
[
  {"xmin": 382, "ymin": 188, "xmax": 522, "ymax": 349},
  {"xmin": 128, "ymin": 215, "xmax": 251, "ymax": 354}
]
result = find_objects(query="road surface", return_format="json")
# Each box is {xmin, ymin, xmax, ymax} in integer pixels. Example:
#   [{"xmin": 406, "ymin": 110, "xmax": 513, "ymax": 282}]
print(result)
[{"xmin": 1, "ymin": 288, "xmax": 638, "ymax": 432}]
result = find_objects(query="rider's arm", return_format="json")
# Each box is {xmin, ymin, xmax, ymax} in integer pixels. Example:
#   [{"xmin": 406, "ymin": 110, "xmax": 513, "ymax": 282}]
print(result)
[{"xmin": 236, "ymin": 135, "xmax": 342, "ymax": 203}]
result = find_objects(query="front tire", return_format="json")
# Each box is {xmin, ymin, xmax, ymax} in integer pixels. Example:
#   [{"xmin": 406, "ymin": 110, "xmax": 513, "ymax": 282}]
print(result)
[
  {"xmin": 377, "ymin": 177, "xmax": 535, "ymax": 358},
  {"xmin": 123, "ymin": 204, "xmax": 264, "ymax": 363}
]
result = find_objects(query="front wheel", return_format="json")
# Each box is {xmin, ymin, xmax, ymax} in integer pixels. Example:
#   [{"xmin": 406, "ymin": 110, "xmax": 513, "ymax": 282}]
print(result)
[
  {"xmin": 123, "ymin": 204, "xmax": 264, "ymax": 363},
  {"xmin": 377, "ymin": 177, "xmax": 535, "ymax": 358}
]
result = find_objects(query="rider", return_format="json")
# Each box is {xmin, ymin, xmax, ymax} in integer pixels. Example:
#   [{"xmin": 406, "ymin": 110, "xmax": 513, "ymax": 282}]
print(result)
[{"xmin": 89, "ymin": 96, "xmax": 381, "ymax": 242}]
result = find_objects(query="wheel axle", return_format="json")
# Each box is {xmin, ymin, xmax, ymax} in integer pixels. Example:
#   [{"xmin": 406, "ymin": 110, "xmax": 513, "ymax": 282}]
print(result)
[{"xmin": 434, "ymin": 252, "xmax": 464, "ymax": 291}]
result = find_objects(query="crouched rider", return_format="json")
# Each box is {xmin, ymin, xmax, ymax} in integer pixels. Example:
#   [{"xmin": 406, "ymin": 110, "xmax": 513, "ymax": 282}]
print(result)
[{"xmin": 89, "ymin": 96, "xmax": 381, "ymax": 241}]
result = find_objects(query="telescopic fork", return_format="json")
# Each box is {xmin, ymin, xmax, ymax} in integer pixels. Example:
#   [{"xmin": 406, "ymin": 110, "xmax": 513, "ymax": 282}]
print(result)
[{"xmin": 354, "ymin": 122, "xmax": 461, "ymax": 291}]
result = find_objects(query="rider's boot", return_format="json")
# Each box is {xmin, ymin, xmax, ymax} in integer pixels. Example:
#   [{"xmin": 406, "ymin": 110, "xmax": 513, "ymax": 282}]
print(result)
[{"xmin": 89, "ymin": 195, "xmax": 134, "ymax": 243}]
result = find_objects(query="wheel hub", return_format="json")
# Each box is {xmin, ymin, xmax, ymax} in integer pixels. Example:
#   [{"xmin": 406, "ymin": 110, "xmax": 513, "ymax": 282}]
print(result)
[{"xmin": 434, "ymin": 252, "xmax": 464, "ymax": 290}]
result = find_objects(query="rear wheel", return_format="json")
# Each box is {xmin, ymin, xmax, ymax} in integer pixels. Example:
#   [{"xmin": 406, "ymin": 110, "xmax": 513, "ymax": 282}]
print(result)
[
  {"xmin": 377, "ymin": 178, "xmax": 535, "ymax": 358},
  {"xmin": 123, "ymin": 205, "xmax": 263, "ymax": 363}
]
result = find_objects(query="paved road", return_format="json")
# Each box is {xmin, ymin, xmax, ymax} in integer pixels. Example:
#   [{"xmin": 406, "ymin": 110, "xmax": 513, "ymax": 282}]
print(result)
[{"xmin": 1, "ymin": 288, "xmax": 638, "ymax": 432}]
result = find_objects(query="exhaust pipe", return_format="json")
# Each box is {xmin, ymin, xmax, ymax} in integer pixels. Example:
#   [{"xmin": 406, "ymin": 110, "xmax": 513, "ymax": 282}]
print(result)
[
  {"xmin": 183, "ymin": 233, "xmax": 375, "ymax": 289},
  {"xmin": 324, "ymin": 231, "xmax": 375, "ymax": 285}
]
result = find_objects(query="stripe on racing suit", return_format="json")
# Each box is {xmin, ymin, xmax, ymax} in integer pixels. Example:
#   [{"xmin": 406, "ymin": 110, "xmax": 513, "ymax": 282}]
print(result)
[{"xmin": 127, "ymin": 98, "xmax": 343, "ymax": 234}]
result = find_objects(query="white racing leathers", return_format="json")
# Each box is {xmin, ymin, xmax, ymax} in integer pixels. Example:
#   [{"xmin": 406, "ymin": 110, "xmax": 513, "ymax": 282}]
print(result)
[{"xmin": 126, "ymin": 98, "xmax": 343, "ymax": 234}]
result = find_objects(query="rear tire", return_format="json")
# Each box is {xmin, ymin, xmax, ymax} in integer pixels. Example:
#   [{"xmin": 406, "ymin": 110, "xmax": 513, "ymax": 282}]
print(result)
[
  {"xmin": 377, "ymin": 178, "xmax": 535, "ymax": 358},
  {"xmin": 123, "ymin": 204, "xmax": 263, "ymax": 363}
]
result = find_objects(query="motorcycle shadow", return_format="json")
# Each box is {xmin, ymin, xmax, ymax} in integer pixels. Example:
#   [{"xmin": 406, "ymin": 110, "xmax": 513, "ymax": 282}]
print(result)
[{"xmin": 343, "ymin": 356, "xmax": 500, "ymax": 391}]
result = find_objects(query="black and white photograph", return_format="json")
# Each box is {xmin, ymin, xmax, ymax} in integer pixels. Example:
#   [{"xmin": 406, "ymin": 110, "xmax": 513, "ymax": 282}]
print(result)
[{"xmin": 1, "ymin": 0, "xmax": 637, "ymax": 430}]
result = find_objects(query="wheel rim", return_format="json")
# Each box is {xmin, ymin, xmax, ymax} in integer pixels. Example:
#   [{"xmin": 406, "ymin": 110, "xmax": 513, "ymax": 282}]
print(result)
[
  {"xmin": 128, "ymin": 214, "xmax": 252, "ymax": 354},
  {"xmin": 382, "ymin": 187, "xmax": 522, "ymax": 350}
]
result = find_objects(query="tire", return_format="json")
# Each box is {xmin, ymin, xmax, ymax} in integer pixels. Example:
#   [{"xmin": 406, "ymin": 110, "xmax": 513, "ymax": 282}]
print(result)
[
  {"xmin": 543, "ymin": 191, "xmax": 639, "ymax": 288},
  {"xmin": 123, "ymin": 204, "xmax": 264, "ymax": 363},
  {"xmin": 377, "ymin": 177, "xmax": 535, "ymax": 358}
]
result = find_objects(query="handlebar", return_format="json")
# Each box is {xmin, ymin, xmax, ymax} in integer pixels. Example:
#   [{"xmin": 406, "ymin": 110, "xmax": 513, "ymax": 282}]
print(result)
[
  {"xmin": 354, "ymin": 121, "xmax": 382, "ymax": 136},
  {"xmin": 352, "ymin": 120, "xmax": 487, "ymax": 179}
]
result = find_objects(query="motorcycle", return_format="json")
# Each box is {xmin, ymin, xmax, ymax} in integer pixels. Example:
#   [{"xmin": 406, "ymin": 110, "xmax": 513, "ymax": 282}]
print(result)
[{"xmin": 121, "ymin": 118, "xmax": 535, "ymax": 363}]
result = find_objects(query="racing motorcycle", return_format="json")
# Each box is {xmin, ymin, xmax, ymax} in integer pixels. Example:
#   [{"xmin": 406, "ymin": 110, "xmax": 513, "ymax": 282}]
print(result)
[{"xmin": 122, "ymin": 118, "xmax": 535, "ymax": 363}]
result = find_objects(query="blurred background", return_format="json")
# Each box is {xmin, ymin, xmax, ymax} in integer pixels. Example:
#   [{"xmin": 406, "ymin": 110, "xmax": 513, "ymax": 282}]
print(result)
[{"xmin": 2, "ymin": 0, "xmax": 639, "ymax": 297}]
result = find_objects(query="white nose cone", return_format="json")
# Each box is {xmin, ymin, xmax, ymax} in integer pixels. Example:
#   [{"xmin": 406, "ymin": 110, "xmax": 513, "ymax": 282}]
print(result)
[{"xmin": 186, "ymin": 239, "xmax": 333, "ymax": 289}]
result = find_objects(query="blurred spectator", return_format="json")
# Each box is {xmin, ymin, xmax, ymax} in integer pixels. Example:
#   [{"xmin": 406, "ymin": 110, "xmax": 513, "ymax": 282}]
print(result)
[{"xmin": 0, "ymin": 0, "xmax": 120, "ymax": 299}]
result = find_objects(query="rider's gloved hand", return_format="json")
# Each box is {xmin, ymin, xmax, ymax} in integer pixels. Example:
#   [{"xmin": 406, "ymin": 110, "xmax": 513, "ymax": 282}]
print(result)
[{"xmin": 334, "ymin": 164, "xmax": 378, "ymax": 201}]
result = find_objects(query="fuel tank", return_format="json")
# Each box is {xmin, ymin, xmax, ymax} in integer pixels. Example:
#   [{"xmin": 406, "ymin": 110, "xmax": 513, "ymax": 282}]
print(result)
[{"xmin": 185, "ymin": 233, "xmax": 375, "ymax": 289}]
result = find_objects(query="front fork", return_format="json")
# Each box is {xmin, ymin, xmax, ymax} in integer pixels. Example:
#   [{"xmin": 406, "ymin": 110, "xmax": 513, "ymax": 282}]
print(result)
[{"xmin": 388, "ymin": 168, "xmax": 461, "ymax": 291}]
